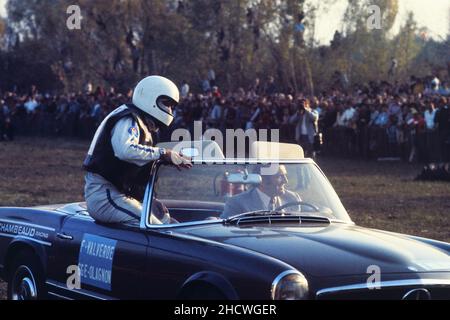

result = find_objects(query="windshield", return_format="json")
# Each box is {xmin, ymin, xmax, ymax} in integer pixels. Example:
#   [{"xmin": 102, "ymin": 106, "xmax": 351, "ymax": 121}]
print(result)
[{"xmin": 151, "ymin": 162, "xmax": 351, "ymax": 224}]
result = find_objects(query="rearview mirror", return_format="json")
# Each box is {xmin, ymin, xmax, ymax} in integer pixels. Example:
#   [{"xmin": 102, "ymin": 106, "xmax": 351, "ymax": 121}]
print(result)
[{"xmin": 227, "ymin": 173, "xmax": 262, "ymax": 185}]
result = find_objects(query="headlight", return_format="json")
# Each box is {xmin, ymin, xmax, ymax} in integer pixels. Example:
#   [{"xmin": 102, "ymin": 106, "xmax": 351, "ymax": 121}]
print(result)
[{"xmin": 271, "ymin": 270, "xmax": 309, "ymax": 300}]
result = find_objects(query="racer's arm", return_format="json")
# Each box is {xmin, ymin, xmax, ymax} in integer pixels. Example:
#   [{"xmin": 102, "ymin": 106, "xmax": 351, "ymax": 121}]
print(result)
[
  {"xmin": 111, "ymin": 116, "xmax": 162, "ymax": 167},
  {"xmin": 111, "ymin": 116, "xmax": 192, "ymax": 169}
]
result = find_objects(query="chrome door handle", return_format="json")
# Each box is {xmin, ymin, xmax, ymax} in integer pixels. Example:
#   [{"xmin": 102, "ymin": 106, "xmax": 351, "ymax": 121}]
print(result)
[{"xmin": 56, "ymin": 233, "xmax": 73, "ymax": 240}]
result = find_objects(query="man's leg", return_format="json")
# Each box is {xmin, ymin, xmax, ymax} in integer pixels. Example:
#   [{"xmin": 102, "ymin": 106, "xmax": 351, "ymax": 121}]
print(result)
[
  {"xmin": 85, "ymin": 173, "xmax": 162, "ymax": 224},
  {"xmin": 86, "ymin": 185, "xmax": 141, "ymax": 224},
  {"xmin": 87, "ymin": 187, "xmax": 165, "ymax": 224}
]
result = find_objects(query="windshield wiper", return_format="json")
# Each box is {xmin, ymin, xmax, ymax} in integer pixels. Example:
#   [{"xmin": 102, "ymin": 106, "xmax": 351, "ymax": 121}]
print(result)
[{"xmin": 224, "ymin": 210, "xmax": 330, "ymax": 225}]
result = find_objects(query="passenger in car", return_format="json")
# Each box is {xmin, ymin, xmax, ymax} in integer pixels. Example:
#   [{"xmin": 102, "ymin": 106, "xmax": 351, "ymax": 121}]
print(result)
[{"xmin": 221, "ymin": 165, "xmax": 302, "ymax": 218}]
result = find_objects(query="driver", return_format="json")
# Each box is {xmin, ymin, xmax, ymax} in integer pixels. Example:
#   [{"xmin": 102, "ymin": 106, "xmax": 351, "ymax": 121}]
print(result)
[
  {"xmin": 83, "ymin": 75, "xmax": 192, "ymax": 225},
  {"xmin": 221, "ymin": 165, "xmax": 302, "ymax": 218}
]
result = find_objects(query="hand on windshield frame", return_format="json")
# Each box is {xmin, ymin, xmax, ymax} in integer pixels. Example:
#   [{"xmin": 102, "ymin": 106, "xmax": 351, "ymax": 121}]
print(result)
[{"xmin": 161, "ymin": 149, "xmax": 193, "ymax": 171}]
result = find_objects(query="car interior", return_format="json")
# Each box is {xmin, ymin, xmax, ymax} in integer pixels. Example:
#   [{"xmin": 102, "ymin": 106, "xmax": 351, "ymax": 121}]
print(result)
[
  {"xmin": 58, "ymin": 200, "xmax": 225, "ymax": 225},
  {"xmin": 161, "ymin": 199, "xmax": 224, "ymax": 223}
]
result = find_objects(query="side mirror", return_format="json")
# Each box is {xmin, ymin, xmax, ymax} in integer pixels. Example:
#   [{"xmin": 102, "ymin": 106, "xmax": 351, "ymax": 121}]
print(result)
[{"xmin": 227, "ymin": 173, "xmax": 262, "ymax": 185}]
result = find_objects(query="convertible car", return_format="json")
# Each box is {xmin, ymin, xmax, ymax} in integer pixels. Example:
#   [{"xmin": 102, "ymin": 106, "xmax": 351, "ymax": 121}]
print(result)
[{"xmin": 0, "ymin": 141, "xmax": 449, "ymax": 300}]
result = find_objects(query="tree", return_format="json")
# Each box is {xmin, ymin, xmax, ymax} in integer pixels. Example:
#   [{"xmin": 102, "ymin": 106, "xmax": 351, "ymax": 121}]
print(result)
[
  {"xmin": 0, "ymin": 0, "xmax": 447, "ymax": 94},
  {"xmin": 393, "ymin": 11, "xmax": 422, "ymax": 80},
  {"xmin": 0, "ymin": 17, "xmax": 6, "ymax": 49}
]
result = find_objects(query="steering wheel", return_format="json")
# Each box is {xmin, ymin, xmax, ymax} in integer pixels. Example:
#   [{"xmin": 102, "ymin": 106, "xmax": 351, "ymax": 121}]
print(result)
[{"xmin": 275, "ymin": 201, "xmax": 320, "ymax": 212}]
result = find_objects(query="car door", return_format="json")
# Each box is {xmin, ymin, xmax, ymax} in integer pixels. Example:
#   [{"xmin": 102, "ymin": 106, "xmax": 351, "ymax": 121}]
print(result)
[{"xmin": 49, "ymin": 213, "xmax": 149, "ymax": 299}]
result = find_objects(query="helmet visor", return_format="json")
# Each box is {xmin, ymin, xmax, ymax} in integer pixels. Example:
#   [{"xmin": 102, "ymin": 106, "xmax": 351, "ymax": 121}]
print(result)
[{"xmin": 156, "ymin": 96, "xmax": 178, "ymax": 116}]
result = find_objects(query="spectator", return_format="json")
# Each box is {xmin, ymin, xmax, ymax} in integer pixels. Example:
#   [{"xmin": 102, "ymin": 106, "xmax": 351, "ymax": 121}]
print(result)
[
  {"xmin": 435, "ymin": 97, "xmax": 450, "ymax": 161},
  {"xmin": 201, "ymin": 78, "xmax": 211, "ymax": 93},
  {"xmin": 290, "ymin": 98, "xmax": 319, "ymax": 158},
  {"xmin": 208, "ymin": 69, "xmax": 216, "ymax": 87},
  {"xmin": 24, "ymin": 95, "xmax": 38, "ymax": 114},
  {"xmin": 249, "ymin": 78, "xmax": 262, "ymax": 95},
  {"xmin": 431, "ymin": 76, "xmax": 440, "ymax": 92},
  {"xmin": 374, "ymin": 104, "xmax": 389, "ymax": 127},
  {"xmin": 84, "ymin": 82, "xmax": 93, "ymax": 94},
  {"xmin": 424, "ymin": 101, "xmax": 437, "ymax": 131},
  {"xmin": 2, "ymin": 76, "xmax": 449, "ymax": 164},
  {"xmin": 209, "ymin": 98, "xmax": 223, "ymax": 128},
  {"xmin": 386, "ymin": 115, "xmax": 399, "ymax": 157},
  {"xmin": 264, "ymin": 76, "xmax": 277, "ymax": 95},
  {"xmin": 0, "ymin": 99, "xmax": 5, "ymax": 140},
  {"xmin": 211, "ymin": 86, "xmax": 222, "ymax": 98},
  {"xmin": 388, "ymin": 95, "xmax": 402, "ymax": 116},
  {"xmin": 424, "ymin": 101, "xmax": 437, "ymax": 161},
  {"xmin": 340, "ymin": 102, "xmax": 356, "ymax": 127},
  {"xmin": 438, "ymin": 82, "xmax": 450, "ymax": 96},
  {"xmin": 180, "ymin": 80, "xmax": 190, "ymax": 99}
]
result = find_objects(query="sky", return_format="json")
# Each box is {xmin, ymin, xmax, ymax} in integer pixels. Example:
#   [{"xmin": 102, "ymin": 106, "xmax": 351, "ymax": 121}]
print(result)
[
  {"xmin": 313, "ymin": 0, "xmax": 449, "ymax": 44},
  {"xmin": 0, "ymin": 0, "xmax": 449, "ymax": 44}
]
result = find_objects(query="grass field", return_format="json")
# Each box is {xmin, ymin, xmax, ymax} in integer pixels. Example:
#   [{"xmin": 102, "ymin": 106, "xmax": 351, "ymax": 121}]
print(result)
[{"xmin": 0, "ymin": 137, "xmax": 449, "ymax": 299}]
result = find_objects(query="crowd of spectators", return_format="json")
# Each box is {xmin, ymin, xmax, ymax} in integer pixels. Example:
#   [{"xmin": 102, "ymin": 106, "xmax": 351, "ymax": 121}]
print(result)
[{"xmin": 1, "ymin": 75, "xmax": 449, "ymax": 163}]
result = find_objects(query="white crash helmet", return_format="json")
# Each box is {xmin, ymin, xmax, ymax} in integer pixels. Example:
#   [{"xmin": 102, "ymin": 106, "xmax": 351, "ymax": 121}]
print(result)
[{"xmin": 132, "ymin": 75, "xmax": 180, "ymax": 126}]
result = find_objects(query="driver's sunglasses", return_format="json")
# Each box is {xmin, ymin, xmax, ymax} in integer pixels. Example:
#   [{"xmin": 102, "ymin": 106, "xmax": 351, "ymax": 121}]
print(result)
[{"xmin": 275, "ymin": 173, "xmax": 288, "ymax": 183}]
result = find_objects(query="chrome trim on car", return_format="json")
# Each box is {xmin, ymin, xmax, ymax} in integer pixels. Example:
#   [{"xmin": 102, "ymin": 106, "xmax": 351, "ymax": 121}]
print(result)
[
  {"xmin": 316, "ymin": 279, "xmax": 450, "ymax": 297},
  {"xmin": 191, "ymin": 158, "xmax": 316, "ymax": 164},
  {"xmin": 143, "ymin": 161, "xmax": 225, "ymax": 229},
  {"xmin": 311, "ymin": 163, "xmax": 353, "ymax": 224},
  {"xmin": 148, "ymin": 219, "xmax": 223, "ymax": 230},
  {"xmin": 47, "ymin": 291, "xmax": 74, "ymax": 300},
  {"xmin": 45, "ymin": 281, "xmax": 113, "ymax": 300},
  {"xmin": 142, "ymin": 159, "xmax": 353, "ymax": 229},
  {"xmin": 271, "ymin": 270, "xmax": 304, "ymax": 300},
  {"xmin": 167, "ymin": 208, "xmax": 222, "ymax": 212},
  {"xmin": 142, "ymin": 160, "xmax": 158, "ymax": 229},
  {"xmin": 140, "ymin": 181, "xmax": 152, "ymax": 230}
]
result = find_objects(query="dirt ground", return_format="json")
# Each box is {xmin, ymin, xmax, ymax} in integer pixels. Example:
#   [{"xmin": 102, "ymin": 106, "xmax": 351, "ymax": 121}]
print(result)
[{"xmin": 0, "ymin": 137, "xmax": 449, "ymax": 299}]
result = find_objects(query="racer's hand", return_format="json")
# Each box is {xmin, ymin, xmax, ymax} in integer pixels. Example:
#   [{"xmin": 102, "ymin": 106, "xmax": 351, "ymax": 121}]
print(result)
[{"xmin": 161, "ymin": 149, "xmax": 193, "ymax": 170}]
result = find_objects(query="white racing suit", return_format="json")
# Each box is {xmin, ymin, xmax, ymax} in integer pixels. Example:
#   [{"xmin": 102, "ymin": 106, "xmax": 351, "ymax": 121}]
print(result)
[{"xmin": 84, "ymin": 105, "xmax": 170, "ymax": 224}]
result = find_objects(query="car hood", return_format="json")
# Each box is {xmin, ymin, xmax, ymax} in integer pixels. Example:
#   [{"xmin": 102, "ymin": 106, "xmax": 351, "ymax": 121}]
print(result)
[{"xmin": 178, "ymin": 222, "xmax": 450, "ymax": 277}]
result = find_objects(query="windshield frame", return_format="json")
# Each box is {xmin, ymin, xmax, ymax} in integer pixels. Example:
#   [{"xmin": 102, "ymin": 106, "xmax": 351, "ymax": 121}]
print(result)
[{"xmin": 140, "ymin": 158, "xmax": 354, "ymax": 230}]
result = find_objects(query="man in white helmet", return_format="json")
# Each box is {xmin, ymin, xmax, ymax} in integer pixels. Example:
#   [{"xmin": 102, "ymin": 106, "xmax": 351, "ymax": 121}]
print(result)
[{"xmin": 83, "ymin": 75, "xmax": 192, "ymax": 224}]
